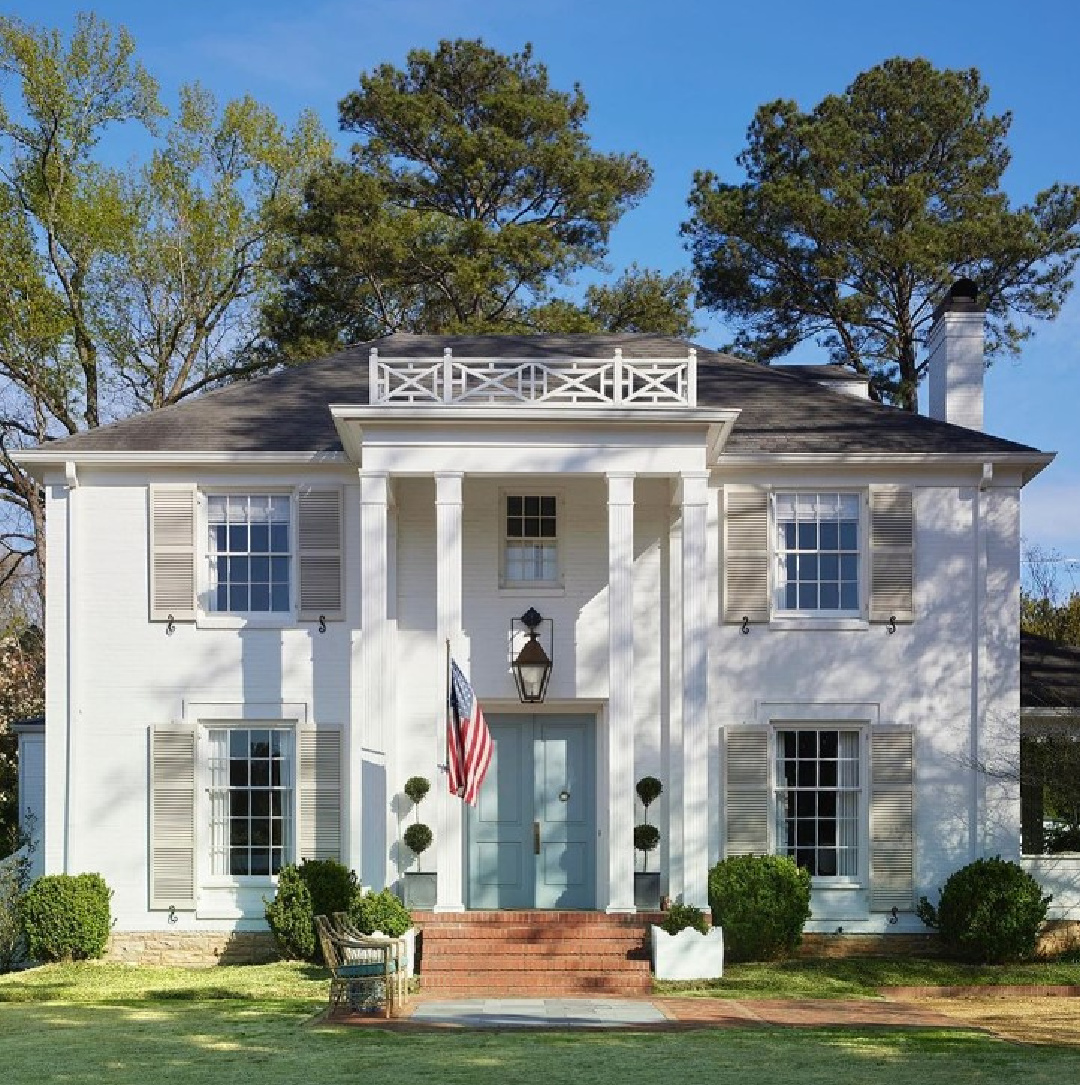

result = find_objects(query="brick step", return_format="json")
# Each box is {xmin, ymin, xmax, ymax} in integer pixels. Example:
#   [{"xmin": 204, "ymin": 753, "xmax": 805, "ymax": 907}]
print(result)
[
  {"xmin": 420, "ymin": 935, "xmax": 649, "ymax": 951},
  {"xmin": 419, "ymin": 972, "xmax": 653, "ymax": 996},
  {"xmin": 420, "ymin": 953, "xmax": 648, "ymax": 971}
]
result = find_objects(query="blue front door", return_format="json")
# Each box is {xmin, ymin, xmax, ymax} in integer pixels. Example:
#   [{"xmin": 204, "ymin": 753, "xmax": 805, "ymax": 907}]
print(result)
[{"xmin": 467, "ymin": 714, "xmax": 595, "ymax": 909}]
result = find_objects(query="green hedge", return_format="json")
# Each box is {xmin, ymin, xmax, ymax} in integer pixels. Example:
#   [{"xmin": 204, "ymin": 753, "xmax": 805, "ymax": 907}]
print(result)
[
  {"xmin": 708, "ymin": 855, "xmax": 811, "ymax": 961},
  {"xmin": 917, "ymin": 857, "xmax": 1051, "ymax": 963},
  {"xmin": 19, "ymin": 873, "xmax": 112, "ymax": 962}
]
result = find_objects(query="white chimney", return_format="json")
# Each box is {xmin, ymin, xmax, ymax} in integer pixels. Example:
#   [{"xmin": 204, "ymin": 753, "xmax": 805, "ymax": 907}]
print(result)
[{"xmin": 927, "ymin": 278, "xmax": 985, "ymax": 430}]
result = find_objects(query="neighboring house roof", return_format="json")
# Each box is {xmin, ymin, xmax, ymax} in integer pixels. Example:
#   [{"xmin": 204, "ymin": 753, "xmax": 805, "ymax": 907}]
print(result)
[
  {"xmin": 30, "ymin": 333, "xmax": 1043, "ymax": 458},
  {"xmin": 1021, "ymin": 632, "xmax": 1080, "ymax": 709}
]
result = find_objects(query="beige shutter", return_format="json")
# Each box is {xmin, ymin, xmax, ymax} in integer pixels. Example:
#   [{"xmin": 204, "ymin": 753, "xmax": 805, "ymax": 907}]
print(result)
[
  {"xmin": 869, "ymin": 727, "xmax": 915, "ymax": 911},
  {"xmin": 149, "ymin": 486, "xmax": 197, "ymax": 621},
  {"xmin": 298, "ymin": 488, "xmax": 343, "ymax": 621},
  {"xmin": 149, "ymin": 727, "xmax": 197, "ymax": 910},
  {"xmin": 724, "ymin": 487, "xmax": 770, "ymax": 623},
  {"xmin": 869, "ymin": 487, "xmax": 914, "ymax": 623},
  {"xmin": 299, "ymin": 728, "xmax": 342, "ymax": 861},
  {"xmin": 723, "ymin": 727, "xmax": 770, "ymax": 855}
]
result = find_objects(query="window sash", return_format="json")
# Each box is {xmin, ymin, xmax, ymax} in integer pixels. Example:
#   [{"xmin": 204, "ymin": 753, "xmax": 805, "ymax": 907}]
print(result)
[
  {"xmin": 775, "ymin": 728, "xmax": 861, "ymax": 878},
  {"xmin": 206, "ymin": 494, "xmax": 291, "ymax": 614},
  {"xmin": 208, "ymin": 727, "xmax": 294, "ymax": 877},
  {"xmin": 504, "ymin": 494, "xmax": 558, "ymax": 583},
  {"xmin": 775, "ymin": 492, "xmax": 861, "ymax": 615}
]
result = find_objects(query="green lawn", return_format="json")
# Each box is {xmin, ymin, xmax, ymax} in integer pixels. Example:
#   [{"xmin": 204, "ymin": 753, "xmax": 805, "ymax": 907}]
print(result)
[{"xmin": 2, "ymin": 962, "xmax": 1080, "ymax": 1085}]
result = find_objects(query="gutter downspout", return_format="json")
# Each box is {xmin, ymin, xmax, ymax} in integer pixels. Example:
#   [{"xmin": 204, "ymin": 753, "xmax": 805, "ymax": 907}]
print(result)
[
  {"xmin": 63, "ymin": 460, "xmax": 78, "ymax": 873},
  {"xmin": 970, "ymin": 463, "xmax": 992, "ymax": 860}
]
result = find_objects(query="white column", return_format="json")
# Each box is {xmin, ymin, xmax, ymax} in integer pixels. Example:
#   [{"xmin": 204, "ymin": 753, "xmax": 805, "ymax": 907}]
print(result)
[
  {"xmin": 607, "ymin": 472, "xmax": 636, "ymax": 913},
  {"xmin": 435, "ymin": 472, "xmax": 466, "ymax": 912},
  {"xmin": 358, "ymin": 472, "xmax": 390, "ymax": 884},
  {"xmin": 665, "ymin": 502, "xmax": 685, "ymax": 903},
  {"xmin": 680, "ymin": 472, "xmax": 710, "ymax": 909}
]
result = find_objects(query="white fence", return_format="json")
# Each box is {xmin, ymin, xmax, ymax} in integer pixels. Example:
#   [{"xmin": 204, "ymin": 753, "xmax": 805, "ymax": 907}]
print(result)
[{"xmin": 369, "ymin": 348, "xmax": 697, "ymax": 407}]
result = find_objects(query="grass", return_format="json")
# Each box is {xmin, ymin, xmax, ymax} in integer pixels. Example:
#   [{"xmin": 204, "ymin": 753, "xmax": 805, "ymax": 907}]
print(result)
[
  {"xmin": 2, "ymin": 961, "xmax": 1080, "ymax": 1083},
  {"xmin": 656, "ymin": 956, "xmax": 1080, "ymax": 999}
]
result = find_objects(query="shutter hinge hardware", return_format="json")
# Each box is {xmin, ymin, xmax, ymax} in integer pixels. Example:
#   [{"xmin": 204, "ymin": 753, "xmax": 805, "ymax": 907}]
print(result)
[
  {"xmin": 166, "ymin": 614, "xmax": 176, "ymax": 636},
  {"xmin": 318, "ymin": 615, "xmax": 326, "ymax": 634},
  {"xmin": 886, "ymin": 615, "xmax": 897, "ymax": 635},
  {"xmin": 888, "ymin": 906, "xmax": 900, "ymax": 925},
  {"xmin": 168, "ymin": 905, "xmax": 178, "ymax": 924},
  {"xmin": 741, "ymin": 616, "xmax": 750, "ymax": 635}
]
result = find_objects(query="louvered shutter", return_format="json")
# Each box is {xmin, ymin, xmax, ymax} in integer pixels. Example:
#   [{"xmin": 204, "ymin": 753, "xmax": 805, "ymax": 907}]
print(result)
[
  {"xmin": 869, "ymin": 728, "xmax": 915, "ymax": 911},
  {"xmin": 724, "ymin": 487, "xmax": 770, "ymax": 623},
  {"xmin": 149, "ymin": 486, "xmax": 197, "ymax": 621},
  {"xmin": 299, "ymin": 728, "xmax": 342, "ymax": 861},
  {"xmin": 298, "ymin": 488, "xmax": 343, "ymax": 621},
  {"xmin": 723, "ymin": 727, "xmax": 770, "ymax": 856},
  {"xmin": 149, "ymin": 727, "xmax": 197, "ymax": 910},
  {"xmin": 869, "ymin": 488, "xmax": 915, "ymax": 623}
]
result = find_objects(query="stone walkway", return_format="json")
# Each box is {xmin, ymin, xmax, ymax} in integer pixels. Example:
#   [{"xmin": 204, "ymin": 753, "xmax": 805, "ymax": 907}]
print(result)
[{"xmin": 330, "ymin": 995, "xmax": 960, "ymax": 1030}]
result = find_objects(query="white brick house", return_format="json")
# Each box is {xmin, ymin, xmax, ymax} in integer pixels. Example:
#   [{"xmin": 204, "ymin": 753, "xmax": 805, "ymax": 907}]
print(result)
[{"xmin": 16, "ymin": 284, "xmax": 1069, "ymax": 949}]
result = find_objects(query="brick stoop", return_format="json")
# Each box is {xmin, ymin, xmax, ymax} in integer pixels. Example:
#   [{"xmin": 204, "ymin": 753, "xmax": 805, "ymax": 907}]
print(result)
[{"xmin": 410, "ymin": 911, "xmax": 661, "ymax": 996}]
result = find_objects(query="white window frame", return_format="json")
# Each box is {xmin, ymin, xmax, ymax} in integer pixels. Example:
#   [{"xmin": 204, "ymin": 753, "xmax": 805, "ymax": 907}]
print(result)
[
  {"xmin": 499, "ymin": 489, "xmax": 564, "ymax": 590},
  {"xmin": 197, "ymin": 720, "xmax": 300, "ymax": 891},
  {"xmin": 771, "ymin": 724, "xmax": 866, "ymax": 886},
  {"xmin": 771, "ymin": 490, "xmax": 868, "ymax": 627},
  {"xmin": 198, "ymin": 489, "xmax": 296, "ymax": 627}
]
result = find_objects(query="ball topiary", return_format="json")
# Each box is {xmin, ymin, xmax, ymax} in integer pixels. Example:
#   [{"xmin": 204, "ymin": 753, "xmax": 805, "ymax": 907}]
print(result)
[
  {"xmin": 660, "ymin": 902, "xmax": 709, "ymax": 936},
  {"xmin": 404, "ymin": 776, "xmax": 431, "ymax": 805},
  {"xmin": 916, "ymin": 856, "xmax": 1051, "ymax": 963},
  {"xmin": 708, "ymin": 854, "xmax": 811, "ymax": 961},
  {"xmin": 264, "ymin": 865, "xmax": 315, "ymax": 961},
  {"xmin": 636, "ymin": 776, "xmax": 663, "ymax": 810},
  {"xmin": 18, "ymin": 873, "xmax": 112, "ymax": 962},
  {"xmin": 403, "ymin": 823, "xmax": 433, "ymax": 859}
]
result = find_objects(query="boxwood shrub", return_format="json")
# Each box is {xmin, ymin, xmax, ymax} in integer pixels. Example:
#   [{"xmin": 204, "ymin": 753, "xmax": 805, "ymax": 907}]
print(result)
[
  {"xmin": 19, "ymin": 872, "xmax": 112, "ymax": 962},
  {"xmin": 708, "ymin": 854, "xmax": 811, "ymax": 961},
  {"xmin": 916, "ymin": 856, "xmax": 1051, "ymax": 963},
  {"xmin": 264, "ymin": 865, "xmax": 316, "ymax": 961},
  {"xmin": 350, "ymin": 887, "xmax": 411, "ymax": 937}
]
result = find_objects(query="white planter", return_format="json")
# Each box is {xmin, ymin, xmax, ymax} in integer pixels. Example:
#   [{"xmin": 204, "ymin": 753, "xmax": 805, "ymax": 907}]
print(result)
[
  {"xmin": 402, "ymin": 926, "xmax": 417, "ymax": 977},
  {"xmin": 650, "ymin": 924, "xmax": 724, "ymax": 981}
]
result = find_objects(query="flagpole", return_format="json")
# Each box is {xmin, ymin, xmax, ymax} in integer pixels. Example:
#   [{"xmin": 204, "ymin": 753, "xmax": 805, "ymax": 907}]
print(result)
[{"xmin": 444, "ymin": 637, "xmax": 451, "ymax": 771}]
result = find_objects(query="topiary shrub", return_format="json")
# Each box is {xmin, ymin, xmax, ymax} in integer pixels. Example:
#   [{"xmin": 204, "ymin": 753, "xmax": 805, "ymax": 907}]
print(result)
[
  {"xmin": 708, "ymin": 855, "xmax": 811, "ymax": 961},
  {"xmin": 916, "ymin": 856, "xmax": 1051, "ymax": 963},
  {"xmin": 403, "ymin": 823, "xmax": 433, "ymax": 860},
  {"xmin": 298, "ymin": 858, "xmax": 361, "ymax": 921},
  {"xmin": 350, "ymin": 888, "xmax": 412, "ymax": 937},
  {"xmin": 18, "ymin": 872, "xmax": 111, "ymax": 962},
  {"xmin": 264, "ymin": 865, "xmax": 315, "ymax": 961},
  {"xmin": 660, "ymin": 902, "xmax": 709, "ymax": 936}
]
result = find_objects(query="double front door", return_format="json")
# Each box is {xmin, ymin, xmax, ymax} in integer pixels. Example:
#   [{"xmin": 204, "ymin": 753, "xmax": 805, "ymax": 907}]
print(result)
[{"xmin": 467, "ymin": 714, "xmax": 595, "ymax": 909}]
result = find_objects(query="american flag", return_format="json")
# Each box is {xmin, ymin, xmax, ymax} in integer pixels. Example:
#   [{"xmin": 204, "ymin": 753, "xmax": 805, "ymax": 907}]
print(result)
[{"xmin": 447, "ymin": 659, "xmax": 492, "ymax": 805}]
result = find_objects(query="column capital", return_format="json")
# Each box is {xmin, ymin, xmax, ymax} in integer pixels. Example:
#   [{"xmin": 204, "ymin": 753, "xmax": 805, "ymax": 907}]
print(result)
[
  {"xmin": 434, "ymin": 471, "xmax": 464, "ymax": 504},
  {"xmin": 359, "ymin": 471, "xmax": 390, "ymax": 504},
  {"xmin": 606, "ymin": 471, "xmax": 636, "ymax": 505},
  {"xmin": 675, "ymin": 471, "xmax": 710, "ymax": 507}
]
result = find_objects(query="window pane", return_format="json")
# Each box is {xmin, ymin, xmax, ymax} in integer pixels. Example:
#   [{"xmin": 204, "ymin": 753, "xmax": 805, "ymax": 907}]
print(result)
[
  {"xmin": 229, "ymin": 585, "xmax": 249, "ymax": 611},
  {"xmin": 798, "ymin": 584, "xmax": 818, "ymax": 609},
  {"xmin": 271, "ymin": 584, "xmax": 289, "ymax": 611},
  {"xmin": 250, "ymin": 525, "xmax": 269, "ymax": 553},
  {"xmin": 840, "ymin": 522, "xmax": 858, "ymax": 550},
  {"xmin": 230, "ymin": 850, "xmax": 249, "ymax": 876},
  {"xmin": 841, "ymin": 583, "xmax": 859, "ymax": 610},
  {"xmin": 797, "ymin": 523, "xmax": 817, "ymax": 549},
  {"xmin": 820, "ymin": 583, "xmax": 839, "ymax": 609},
  {"xmin": 229, "ymin": 760, "xmax": 248, "ymax": 787},
  {"xmin": 820, "ymin": 521, "xmax": 839, "ymax": 550},
  {"xmin": 524, "ymin": 496, "xmax": 540, "ymax": 515},
  {"xmin": 250, "ymin": 585, "xmax": 270, "ymax": 611},
  {"xmin": 270, "ymin": 524, "xmax": 289, "ymax": 553},
  {"xmin": 250, "ymin": 851, "xmax": 270, "ymax": 876},
  {"xmin": 540, "ymin": 496, "xmax": 556, "ymax": 516},
  {"xmin": 820, "ymin": 554, "xmax": 839, "ymax": 580}
]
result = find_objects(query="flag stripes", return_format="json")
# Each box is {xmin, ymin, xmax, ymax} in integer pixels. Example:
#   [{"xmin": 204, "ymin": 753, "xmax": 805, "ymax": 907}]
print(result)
[{"xmin": 447, "ymin": 659, "xmax": 492, "ymax": 806}]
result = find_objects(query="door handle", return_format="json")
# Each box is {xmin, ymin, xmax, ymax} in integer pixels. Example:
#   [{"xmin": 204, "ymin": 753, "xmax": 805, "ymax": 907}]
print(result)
[{"xmin": 533, "ymin": 821, "xmax": 540, "ymax": 855}]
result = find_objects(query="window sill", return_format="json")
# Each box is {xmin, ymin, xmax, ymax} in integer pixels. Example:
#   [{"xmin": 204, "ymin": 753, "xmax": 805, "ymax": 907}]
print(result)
[
  {"xmin": 196, "ymin": 613, "xmax": 295, "ymax": 630},
  {"xmin": 810, "ymin": 879, "xmax": 865, "ymax": 890},
  {"xmin": 203, "ymin": 876, "xmax": 278, "ymax": 889},
  {"xmin": 770, "ymin": 617, "xmax": 868, "ymax": 632}
]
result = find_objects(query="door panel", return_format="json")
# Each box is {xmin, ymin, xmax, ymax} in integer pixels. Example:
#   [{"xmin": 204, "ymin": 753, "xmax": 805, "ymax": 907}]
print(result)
[
  {"xmin": 467, "ymin": 718, "xmax": 531, "ymax": 908},
  {"xmin": 467, "ymin": 714, "xmax": 595, "ymax": 909}
]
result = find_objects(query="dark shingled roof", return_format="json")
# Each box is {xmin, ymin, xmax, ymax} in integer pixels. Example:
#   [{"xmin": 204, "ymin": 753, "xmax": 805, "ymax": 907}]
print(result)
[
  {"xmin": 41, "ymin": 333, "xmax": 1042, "ymax": 457},
  {"xmin": 1022, "ymin": 633, "xmax": 1080, "ymax": 709}
]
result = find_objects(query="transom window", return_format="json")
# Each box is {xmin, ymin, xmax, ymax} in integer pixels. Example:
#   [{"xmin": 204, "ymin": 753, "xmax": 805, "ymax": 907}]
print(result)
[
  {"xmin": 775, "ymin": 493, "xmax": 860, "ymax": 614},
  {"xmin": 208, "ymin": 727, "xmax": 294, "ymax": 877},
  {"xmin": 775, "ymin": 728, "xmax": 861, "ymax": 878},
  {"xmin": 504, "ymin": 495, "xmax": 557, "ymax": 582},
  {"xmin": 207, "ymin": 495, "xmax": 290, "ymax": 612}
]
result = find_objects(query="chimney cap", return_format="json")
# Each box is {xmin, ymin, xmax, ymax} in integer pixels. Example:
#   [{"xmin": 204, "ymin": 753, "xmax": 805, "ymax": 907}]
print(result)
[{"xmin": 932, "ymin": 278, "xmax": 984, "ymax": 322}]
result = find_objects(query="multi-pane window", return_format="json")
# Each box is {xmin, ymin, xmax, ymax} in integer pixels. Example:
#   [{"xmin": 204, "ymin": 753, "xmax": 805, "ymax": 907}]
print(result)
[
  {"xmin": 207, "ymin": 495, "xmax": 290, "ymax": 612},
  {"xmin": 505, "ymin": 495, "xmax": 557, "ymax": 582},
  {"xmin": 775, "ymin": 493, "xmax": 860, "ymax": 614},
  {"xmin": 208, "ymin": 728, "xmax": 293, "ymax": 877},
  {"xmin": 775, "ymin": 729, "xmax": 861, "ymax": 878}
]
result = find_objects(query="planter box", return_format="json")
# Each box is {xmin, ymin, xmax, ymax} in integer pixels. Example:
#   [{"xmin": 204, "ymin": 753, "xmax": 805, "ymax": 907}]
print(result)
[
  {"xmin": 634, "ymin": 871, "xmax": 661, "ymax": 910},
  {"xmin": 402, "ymin": 871, "xmax": 437, "ymax": 910},
  {"xmin": 651, "ymin": 924, "xmax": 724, "ymax": 981}
]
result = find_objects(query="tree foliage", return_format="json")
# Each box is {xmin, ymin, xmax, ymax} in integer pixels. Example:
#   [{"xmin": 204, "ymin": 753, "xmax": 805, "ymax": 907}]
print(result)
[
  {"xmin": 263, "ymin": 39, "xmax": 692, "ymax": 354},
  {"xmin": 0, "ymin": 12, "xmax": 330, "ymax": 601},
  {"xmin": 684, "ymin": 57, "xmax": 1080, "ymax": 410},
  {"xmin": 0, "ymin": 621, "xmax": 43, "ymax": 850},
  {"xmin": 1021, "ymin": 544, "xmax": 1080, "ymax": 646}
]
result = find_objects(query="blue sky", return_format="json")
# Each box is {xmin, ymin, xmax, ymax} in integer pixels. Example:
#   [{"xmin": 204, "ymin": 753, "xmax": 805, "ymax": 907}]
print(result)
[{"xmin": 22, "ymin": 0, "xmax": 1080, "ymax": 589}]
